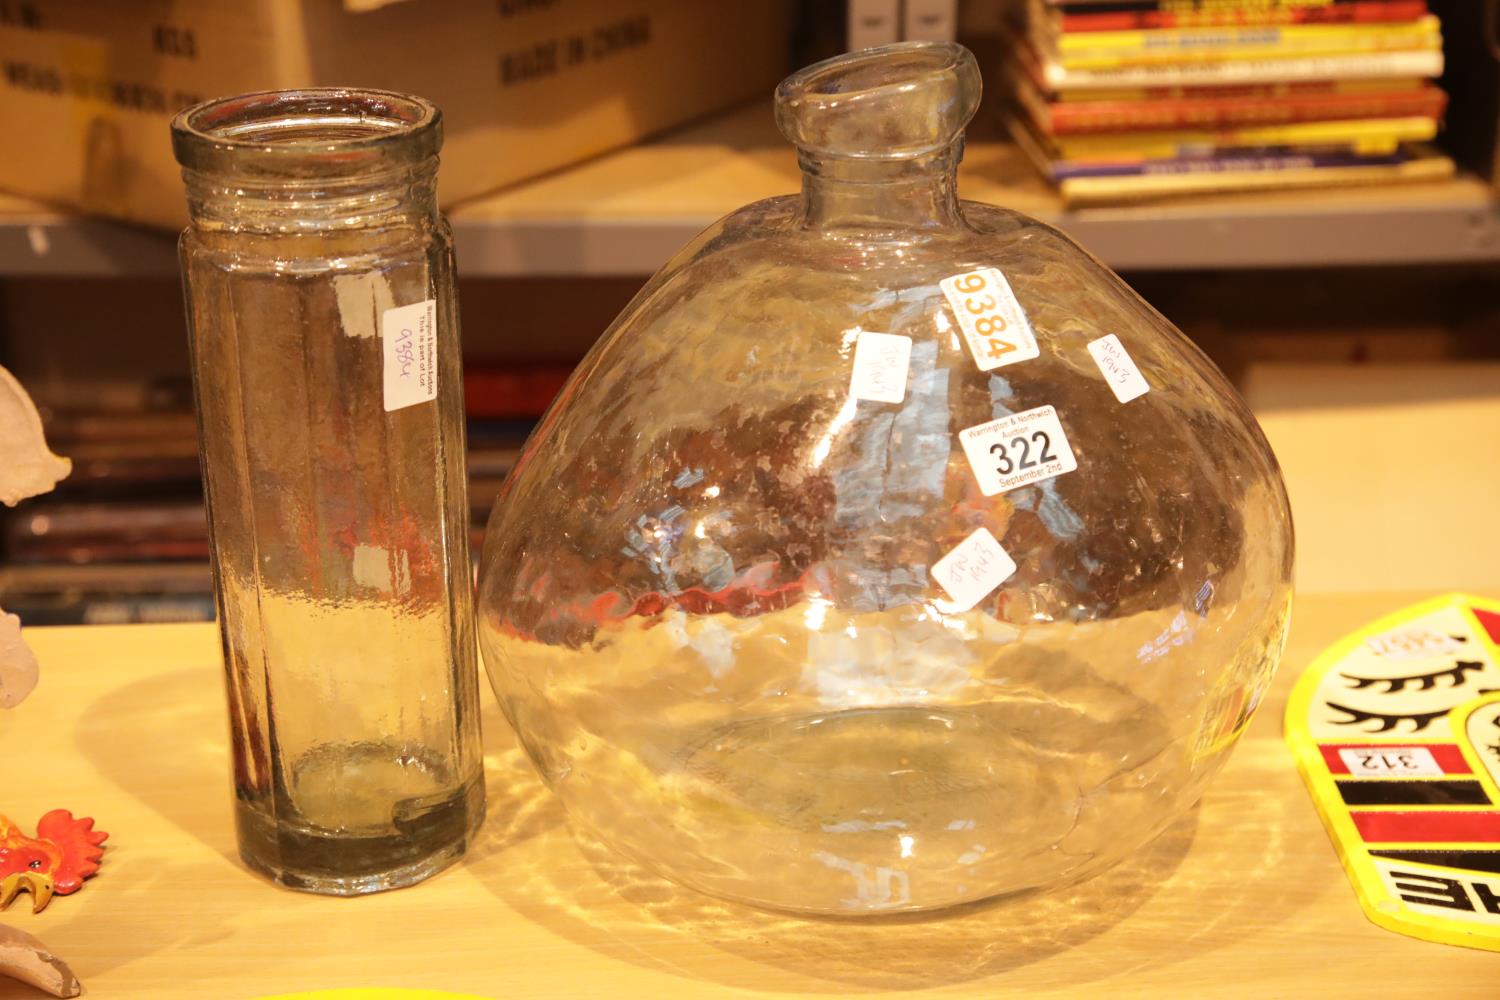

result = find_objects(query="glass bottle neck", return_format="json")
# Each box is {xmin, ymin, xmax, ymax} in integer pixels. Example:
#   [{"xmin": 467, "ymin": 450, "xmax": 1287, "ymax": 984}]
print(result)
[{"xmin": 797, "ymin": 142, "xmax": 963, "ymax": 233}]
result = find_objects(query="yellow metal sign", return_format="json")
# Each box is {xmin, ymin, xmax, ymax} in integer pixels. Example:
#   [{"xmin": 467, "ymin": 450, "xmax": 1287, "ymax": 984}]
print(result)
[{"xmin": 1286, "ymin": 593, "xmax": 1500, "ymax": 952}]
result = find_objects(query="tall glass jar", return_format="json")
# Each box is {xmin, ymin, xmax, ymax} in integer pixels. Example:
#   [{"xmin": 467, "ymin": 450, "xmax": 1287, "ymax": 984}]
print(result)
[{"xmin": 172, "ymin": 90, "xmax": 483, "ymax": 895}]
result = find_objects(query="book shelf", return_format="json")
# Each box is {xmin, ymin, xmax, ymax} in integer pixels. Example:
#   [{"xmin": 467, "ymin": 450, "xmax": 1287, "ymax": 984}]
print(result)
[{"xmin": 1, "ymin": 104, "xmax": 1497, "ymax": 277}]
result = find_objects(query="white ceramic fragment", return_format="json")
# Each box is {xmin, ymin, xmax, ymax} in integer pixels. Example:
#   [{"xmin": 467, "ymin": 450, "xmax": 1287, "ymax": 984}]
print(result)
[
  {"xmin": 0, "ymin": 611, "xmax": 38, "ymax": 709},
  {"xmin": 0, "ymin": 364, "xmax": 68, "ymax": 710},
  {"xmin": 0, "ymin": 364, "xmax": 70, "ymax": 507}
]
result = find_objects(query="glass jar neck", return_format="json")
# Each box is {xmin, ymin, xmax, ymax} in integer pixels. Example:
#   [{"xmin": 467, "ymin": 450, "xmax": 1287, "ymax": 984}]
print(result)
[
  {"xmin": 172, "ymin": 89, "xmax": 442, "ymax": 240},
  {"xmin": 797, "ymin": 141, "xmax": 963, "ymax": 234},
  {"xmin": 181, "ymin": 161, "xmax": 439, "ymax": 237}
]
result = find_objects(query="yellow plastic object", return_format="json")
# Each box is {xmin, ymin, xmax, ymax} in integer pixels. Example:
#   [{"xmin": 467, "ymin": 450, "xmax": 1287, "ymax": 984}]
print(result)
[
  {"xmin": 1285, "ymin": 593, "xmax": 1500, "ymax": 952},
  {"xmin": 256, "ymin": 991, "xmax": 495, "ymax": 1000}
]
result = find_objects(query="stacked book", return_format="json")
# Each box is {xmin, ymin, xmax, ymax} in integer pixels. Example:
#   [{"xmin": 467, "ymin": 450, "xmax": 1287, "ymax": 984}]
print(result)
[
  {"xmin": 462, "ymin": 363, "xmax": 573, "ymax": 552},
  {"xmin": 1007, "ymin": 0, "xmax": 1454, "ymax": 205},
  {"xmin": 0, "ymin": 401, "xmax": 216, "ymax": 625},
  {"xmin": 0, "ymin": 364, "xmax": 573, "ymax": 624}
]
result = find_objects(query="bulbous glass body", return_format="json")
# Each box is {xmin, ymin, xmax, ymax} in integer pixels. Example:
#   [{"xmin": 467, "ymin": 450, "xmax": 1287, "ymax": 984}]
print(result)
[{"xmin": 478, "ymin": 43, "xmax": 1293, "ymax": 915}]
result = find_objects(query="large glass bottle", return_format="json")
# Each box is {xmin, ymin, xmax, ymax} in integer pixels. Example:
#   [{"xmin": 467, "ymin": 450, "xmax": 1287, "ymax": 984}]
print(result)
[
  {"xmin": 173, "ymin": 89, "xmax": 483, "ymax": 895},
  {"xmin": 478, "ymin": 44, "xmax": 1294, "ymax": 915}
]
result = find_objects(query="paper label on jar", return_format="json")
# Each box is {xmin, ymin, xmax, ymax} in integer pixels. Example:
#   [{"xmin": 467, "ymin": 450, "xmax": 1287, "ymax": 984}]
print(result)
[
  {"xmin": 1088, "ymin": 334, "xmax": 1150, "ymax": 403},
  {"xmin": 382, "ymin": 299, "xmax": 438, "ymax": 412},
  {"xmin": 939, "ymin": 267, "xmax": 1039, "ymax": 372},
  {"xmin": 958, "ymin": 404, "xmax": 1078, "ymax": 496},
  {"xmin": 931, "ymin": 527, "xmax": 1016, "ymax": 612},
  {"xmin": 849, "ymin": 331, "xmax": 912, "ymax": 404}
]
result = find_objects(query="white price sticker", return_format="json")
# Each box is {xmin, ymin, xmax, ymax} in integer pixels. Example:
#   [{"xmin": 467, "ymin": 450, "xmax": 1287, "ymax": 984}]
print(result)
[
  {"xmin": 958, "ymin": 404, "xmax": 1078, "ymax": 496},
  {"xmin": 382, "ymin": 298, "xmax": 438, "ymax": 412},
  {"xmin": 931, "ymin": 527, "xmax": 1016, "ymax": 612},
  {"xmin": 1087, "ymin": 334, "xmax": 1150, "ymax": 403},
  {"xmin": 849, "ymin": 331, "xmax": 912, "ymax": 404},
  {"xmin": 939, "ymin": 267, "xmax": 1039, "ymax": 372},
  {"xmin": 1338, "ymin": 747, "xmax": 1443, "ymax": 777}
]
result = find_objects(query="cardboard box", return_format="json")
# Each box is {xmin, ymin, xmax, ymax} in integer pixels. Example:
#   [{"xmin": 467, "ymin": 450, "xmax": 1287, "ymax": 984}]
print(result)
[{"xmin": 0, "ymin": 0, "xmax": 794, "ymax": 228}]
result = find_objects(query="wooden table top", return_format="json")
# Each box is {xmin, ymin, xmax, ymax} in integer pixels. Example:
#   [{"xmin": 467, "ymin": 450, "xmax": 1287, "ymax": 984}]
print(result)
[{"xmin": 2, "ymin": 592, "xmax": 1496, "ymax": 999}]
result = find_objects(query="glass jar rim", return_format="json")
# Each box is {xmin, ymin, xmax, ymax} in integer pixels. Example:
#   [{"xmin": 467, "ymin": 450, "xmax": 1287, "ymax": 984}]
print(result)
[
  {"xmin": 171, "ymin": 88, "xmax": 442, "ymax": 177},
  {"xmin": 775, "ymin": 41, "xmax": 981, "ymax": 162}
]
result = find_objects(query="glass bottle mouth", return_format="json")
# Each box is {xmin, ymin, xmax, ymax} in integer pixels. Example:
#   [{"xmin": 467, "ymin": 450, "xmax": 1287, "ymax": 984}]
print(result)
[
  {"xmin": 775, "ymin": 41, "xmax": 982, "ymax": 162},
  {"xmin": 171, "ymin": 88, "xmax": 441, "ymax": 179}
]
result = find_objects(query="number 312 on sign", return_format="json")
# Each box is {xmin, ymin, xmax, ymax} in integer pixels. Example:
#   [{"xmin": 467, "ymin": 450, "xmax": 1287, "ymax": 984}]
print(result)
[{"xmin": 939, "ymin": 267, "xmax": 1039, "ymax": 372}]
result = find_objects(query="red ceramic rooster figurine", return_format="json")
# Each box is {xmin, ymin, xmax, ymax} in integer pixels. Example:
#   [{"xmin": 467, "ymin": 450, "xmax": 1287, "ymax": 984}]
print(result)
[{"xmin": 0, "ymin": 811, "xmax": 107, "ymax": 913}]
